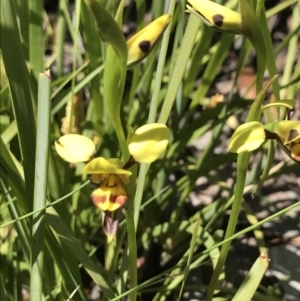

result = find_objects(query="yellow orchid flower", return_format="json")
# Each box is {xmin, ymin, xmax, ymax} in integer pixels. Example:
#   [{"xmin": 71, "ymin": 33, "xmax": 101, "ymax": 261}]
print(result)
[{"xmin": 83, "ymin": 157, "xmax": 132, "ymax": 211}]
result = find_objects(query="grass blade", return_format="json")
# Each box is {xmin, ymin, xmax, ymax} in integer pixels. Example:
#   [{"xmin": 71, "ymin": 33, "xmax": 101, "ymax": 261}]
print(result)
[{"xmin": 30, "ymin": 71, "xmax": 51, "ymax": 301}]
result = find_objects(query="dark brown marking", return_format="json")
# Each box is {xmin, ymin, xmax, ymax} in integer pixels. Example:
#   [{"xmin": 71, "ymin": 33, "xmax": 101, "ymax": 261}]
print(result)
[
  {"xmin": 108, "ymin": 194, "xmax": 127, "ymax": 207},
  {"xmin": 212, "ymin": 14, "xmax": 224, "ymax": 27},
  {"xmin": 139, "ymin": 40, "xmax": 151, "ymax": 53},
  {"xmin": 92, "ymin": 193, "xmax": 107, "ymax": 207},
  {"xmin": 287, "ymin": 129, "xmax": 299, "ymax": 142},
  {"xmin": 109, "ymin": 194, "xmax": 116, "ymax": 202}
]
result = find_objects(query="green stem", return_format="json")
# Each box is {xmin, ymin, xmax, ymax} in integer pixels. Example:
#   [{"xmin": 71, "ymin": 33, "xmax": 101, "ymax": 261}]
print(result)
[
  {"xmin": 125, "ymin": 164, "xmax": 138, "ymax": 301},
  {"xmin": 206, "ymin": 2, "xmax": 268, "ymax": 298},
  {"xmin": 206, "ymin": 152, "xmax": 251, "ymax": 301}
]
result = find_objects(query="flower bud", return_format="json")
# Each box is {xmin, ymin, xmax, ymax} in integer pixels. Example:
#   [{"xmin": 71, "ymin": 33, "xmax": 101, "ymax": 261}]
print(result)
[
  {"xmin": 187, "ymin": 0, "xmax": 242, "ymax": 34},
  {"xmin": 127, "ymin": 14, "xmax": 171, "ymax": 67}
]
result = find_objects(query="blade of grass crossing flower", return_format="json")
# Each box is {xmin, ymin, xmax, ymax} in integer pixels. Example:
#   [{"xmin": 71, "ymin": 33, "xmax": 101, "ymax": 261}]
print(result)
[
  {"xmin": 0, "ymin": 181, "xmax": 90, "ymax": 229},
  {"xmin": 30, "ymin": 71, "xmax": 51, "ymax": 301},
  {"xmin": 232, "ymin": 254, "xmax": 269, "ymax": 301},
  {"xmin": 29, "ymin": 0, "xmax": 44, "ymax": 78},
  {"xmin": 1, "ymin": 0, "xmax": 37, "ymax": 206}
]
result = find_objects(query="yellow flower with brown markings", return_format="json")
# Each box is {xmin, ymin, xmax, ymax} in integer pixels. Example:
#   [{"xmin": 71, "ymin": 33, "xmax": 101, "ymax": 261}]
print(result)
[{"xmin": 83, "ymin": 157, "xmax": 132, "ymax": 211}]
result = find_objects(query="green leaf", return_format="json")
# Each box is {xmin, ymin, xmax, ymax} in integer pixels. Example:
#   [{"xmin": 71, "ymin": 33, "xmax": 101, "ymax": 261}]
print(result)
[
  {"xmin": 232, "ymin": 254, "xmax": 269, "ymax": 301},
  {"xmin": 84, "ymin": 0, "xmax": 127, "ymax": 58},
  {"xmin": 46, "ymin": 208, "xmax": 116, "ymax": 299},
  {"xmin": 1, "ymin": 0, "xmax": 37, "ymax": 205},
  {"xmin": 30, "ymin": 71, "xmax": 51, "ymax": 301}
]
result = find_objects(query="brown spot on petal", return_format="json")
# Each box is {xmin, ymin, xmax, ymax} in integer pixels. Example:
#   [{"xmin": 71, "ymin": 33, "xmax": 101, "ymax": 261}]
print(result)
[
  {"xmin": 92, "ymin": 193, "xmax": 107, "ymax": 207},
  {"xmin": 212, "ymin": 14, "xmax": 224, "ymax": 27},
  {"xmin": 107, "ymin": 194, "xmax": 128, "ymax": 211},
  {"xmin": 288, "ymin": 129, "xmax": 299, "ymax": 142},
  {"xmin": 139, "ymin": 40, "xmax": 151, "ymax": 53}
]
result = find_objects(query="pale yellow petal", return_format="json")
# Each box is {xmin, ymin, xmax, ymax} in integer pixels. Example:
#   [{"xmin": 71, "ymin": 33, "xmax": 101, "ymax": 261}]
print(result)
[{"xmin": 55, "ymin": 134, "xmax": 95, "ymax": 163}]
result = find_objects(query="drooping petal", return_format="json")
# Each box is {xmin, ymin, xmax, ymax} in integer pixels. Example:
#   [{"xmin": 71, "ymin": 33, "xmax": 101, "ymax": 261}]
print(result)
[
  {"xmin": 55, "ymin": 134, "xmax": 95, "ymax": 163},
  {"xmin": 128, "ymin": 123, "xmax": 169, "ymax": 163},
  {"xmin": 228, "ymin": 121, "xmax": 265, "ymax": 153}
]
